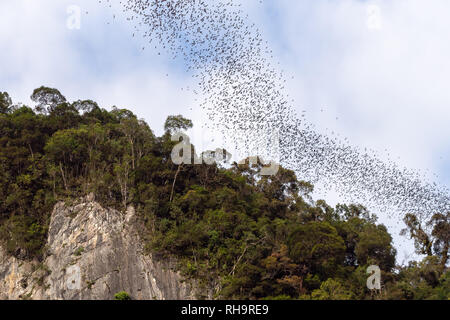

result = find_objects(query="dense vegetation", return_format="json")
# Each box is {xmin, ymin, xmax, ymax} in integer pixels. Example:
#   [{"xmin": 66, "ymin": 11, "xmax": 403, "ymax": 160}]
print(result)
[{"xmin": 0, "ymin": 87, "xmax": 448, "ymax": 299}]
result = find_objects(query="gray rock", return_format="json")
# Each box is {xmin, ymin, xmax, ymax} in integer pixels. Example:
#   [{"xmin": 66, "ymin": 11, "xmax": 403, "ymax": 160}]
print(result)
[{"xmin": 0, "ymin": 200, "xmax": 206, "ymax": 300}]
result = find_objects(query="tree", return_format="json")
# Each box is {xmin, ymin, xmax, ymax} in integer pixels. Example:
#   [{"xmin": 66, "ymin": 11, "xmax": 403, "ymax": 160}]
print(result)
[
  {"xmin": 44, "ymin": 127, "xmax": 89, "ymax": 191},
  {"xmin": 1, "ymin": 86, "xmax": 447, "ymax": 300},
  {"xmin": 114, "ymin": 156, "xmax": 132, "ymax": 209},
  {"xmin": 72, "ymin": 99, "xmax": 100, "ymax": 114},
  {"xmin": 31, "ymin": 86, "xmax": 66, "ymax": 114},
  {"xmin": 401, "ymin": 213, "xmax": 433, "ymax": 256},
  {"xmin": 261, "ymin": 245, "xmax": 304, "ymax": 297},
  {"xmin": 400, "ymin": 212, "xmax": 449, "ymax": 264},
  {"xmin": 428, "ymin": 212, "xmax": 450, "ymax": 270},
  {"xmin": 164, "ymin": 114, "xmax": 193, "ymax": 133},
  {"xmin": 310, "ymin": 278, "xmax": 353, "ymax": 300},
  {"xmin": 0, "ymin": 92, "xmax": 12, "ymax": 114},
  {"xmin": 287, "ymin": 222, "xmax": 346, "ymax": 279},
  {"xmin": 355, "ymin": 224, "xmax": 396, "ymax": 271}
]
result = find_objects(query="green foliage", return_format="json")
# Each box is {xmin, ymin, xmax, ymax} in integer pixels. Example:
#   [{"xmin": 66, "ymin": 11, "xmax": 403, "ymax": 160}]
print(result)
[
  {"xmin": 385, "ymin": 256, "xmax": 450, "ymax": 300},
  {"xmin": 164, "ymin": 114, "xmax": 193, "ymax": 133},
  {"xmin": 310, "ymin": 278, "xmax": 353, "ymax": 300},
  {"xmin": 0, "ymin": 87, "xmax": 448, "ymax": 300},
  {"xmin": 114, "ymin": 291, "xmax": 131, "ymax": 300},
  {"xmin": 0, "ymin": 92, "xmax": 12, "ymax": 114},
  {"xmin": 74, "ymin": 247, "xmax": 84, "ymax": 256},
  {"xmin": 288, "ymin": 222, "xmax": 346, "ymax": 279},
  {"xmin": 30, "ymin": 86, "xmax": 66, "ymax": 114},
  {"xmin": 0, "ymin": 215, "xmax": 48, "ymax": 258}
]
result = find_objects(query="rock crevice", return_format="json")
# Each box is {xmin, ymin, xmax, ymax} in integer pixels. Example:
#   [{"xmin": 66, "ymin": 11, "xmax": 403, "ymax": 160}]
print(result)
[{"xmin": 0, "ymin": 199, "xmax": 200, "ymax": 300}]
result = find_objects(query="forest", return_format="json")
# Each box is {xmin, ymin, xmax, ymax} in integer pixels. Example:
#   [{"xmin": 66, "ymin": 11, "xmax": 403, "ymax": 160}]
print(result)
[{"xmin": 0, "ymin": 87, "xmax": 448, "ymax": 299}]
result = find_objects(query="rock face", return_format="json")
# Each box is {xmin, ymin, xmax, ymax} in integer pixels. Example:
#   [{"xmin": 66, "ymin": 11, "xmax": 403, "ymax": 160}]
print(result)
[{"xmin": 0, "ymin": 199, "xmax": 201, "ymax": 300}]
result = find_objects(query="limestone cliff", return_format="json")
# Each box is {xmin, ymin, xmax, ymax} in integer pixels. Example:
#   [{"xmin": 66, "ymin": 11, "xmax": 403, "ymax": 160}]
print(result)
[{"xmin": 0, "ymin": 197, "xmax": 203, "ymax": 300}]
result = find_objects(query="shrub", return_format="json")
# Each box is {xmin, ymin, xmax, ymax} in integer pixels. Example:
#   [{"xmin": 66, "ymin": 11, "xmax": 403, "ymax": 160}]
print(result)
[{"xmin": 114, "ymin": 291, "xmax": 131, "ymax": 300}]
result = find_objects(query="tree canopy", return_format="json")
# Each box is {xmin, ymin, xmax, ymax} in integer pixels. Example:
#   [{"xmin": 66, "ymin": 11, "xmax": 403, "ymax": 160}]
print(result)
[{"xmin": 0, "ymin": 87, "xmax": 448, "ymax": 300}]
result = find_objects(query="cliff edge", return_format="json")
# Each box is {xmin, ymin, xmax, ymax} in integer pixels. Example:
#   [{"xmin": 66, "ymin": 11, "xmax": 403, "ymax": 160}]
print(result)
[{"xmin": 0, "ymin": 197, "xmax": 200, "ymax": 300}]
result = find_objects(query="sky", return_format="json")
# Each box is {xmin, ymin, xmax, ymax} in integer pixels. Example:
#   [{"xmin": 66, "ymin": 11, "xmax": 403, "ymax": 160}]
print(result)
[{"xmin": 1, "ymin": 0, "xmax": 449, "ymax": 263}]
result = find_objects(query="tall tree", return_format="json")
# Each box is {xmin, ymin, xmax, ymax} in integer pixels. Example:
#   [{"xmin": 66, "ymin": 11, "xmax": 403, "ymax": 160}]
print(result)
[
  {"xmin": 31, "ymin": 86, "xmax": 66, "ymax": 114},
  {"xmin": 0, "ymin": 92, "xmax": 12, "ymax": 114}
]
